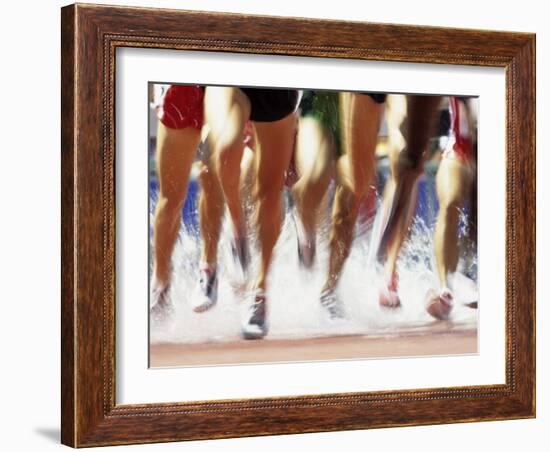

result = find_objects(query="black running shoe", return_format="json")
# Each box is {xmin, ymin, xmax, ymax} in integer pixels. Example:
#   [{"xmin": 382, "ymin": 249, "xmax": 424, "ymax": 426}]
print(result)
[
  {"xmin": 319, "ymin": 288, "xmax": 345, "ymax": 320},
  {"xmin": 241, "ymin": 290, "xmax": 268, "ymax": 340}
]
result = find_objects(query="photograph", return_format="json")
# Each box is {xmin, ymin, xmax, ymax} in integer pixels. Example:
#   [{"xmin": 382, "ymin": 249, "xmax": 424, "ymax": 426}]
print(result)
[
  {"xmin": 148, "ymin": 84, "xmax": 479, "ymax": 367},
  {"xmin": 56, "ymin": 1, "xmax": 536, "ymax": 447}
]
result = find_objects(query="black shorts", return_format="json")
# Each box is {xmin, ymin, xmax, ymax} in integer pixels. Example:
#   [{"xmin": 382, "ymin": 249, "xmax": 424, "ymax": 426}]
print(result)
[
  {"xmin": 437, "ymin": 108, "xmax": 451, "ymax": 137},
  {"xmin": 240, "ymin": 88, "xmax": 300, "ymax": 122},
  {"xmin": 359, "ymin": 92, "xmax": 387, "ymax": 104}
]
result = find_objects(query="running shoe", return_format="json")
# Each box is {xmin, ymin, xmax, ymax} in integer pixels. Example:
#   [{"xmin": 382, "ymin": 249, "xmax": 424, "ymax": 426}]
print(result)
[
  {"xmin": 241, "ymin": 290, "xmax": 268, "ymax": 340},
  {"xmin": 150, "ymin": 281, "xmax": 172, "ymax": 319},
  {"xmin": 378, "ymin": 273, "xmax": 401, "ymax": 309},
  {"xmin": 192, "ymin": 264, "xmax": 218, "ymax": 313},
  {"xmin": 425, "ymin": 288, "xmax": 454, "ymax": 320},
  {"xmin": 320, "ymin": 288, "xmax": 345, "ymax": 320}
]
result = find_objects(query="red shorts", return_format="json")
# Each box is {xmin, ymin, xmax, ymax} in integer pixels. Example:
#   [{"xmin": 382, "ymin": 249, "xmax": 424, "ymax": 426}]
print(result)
[
  {"xmin": 443, "ymin": 97, "xmax": 474, "ymax": 162},
  {"xmin": 156, "ymin": 85, "xmax": 204, "ymax": 130}
]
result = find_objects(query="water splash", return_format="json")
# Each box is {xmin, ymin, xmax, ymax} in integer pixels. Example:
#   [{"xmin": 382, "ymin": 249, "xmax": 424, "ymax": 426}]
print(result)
[{"xmin": 150, "ymin": 185, "xmax": 478, "ymax": 345}]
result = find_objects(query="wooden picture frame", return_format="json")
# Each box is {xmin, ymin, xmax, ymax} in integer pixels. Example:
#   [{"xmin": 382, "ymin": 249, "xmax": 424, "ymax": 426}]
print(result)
[{"xmin": 61, "ymin": 3, "xmax": 535, "ymax": 447}]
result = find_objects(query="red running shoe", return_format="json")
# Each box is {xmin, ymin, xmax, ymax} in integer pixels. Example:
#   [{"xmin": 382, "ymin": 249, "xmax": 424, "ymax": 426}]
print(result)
[
  {"xmin": 426, "ymin": 288, "xmax": 454, "ymax": 320},
  {"xmin": 379, "ymin": 272, "xmax": 401, "ymax": 309}
]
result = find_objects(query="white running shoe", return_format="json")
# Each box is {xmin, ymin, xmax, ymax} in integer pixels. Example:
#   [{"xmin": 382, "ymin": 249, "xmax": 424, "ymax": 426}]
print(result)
[
  {"xmin": 150, "ymin": 281, "xmax": 172, "ymax": 320},
  {"xmin": 192, "ymin": 264, "xmax": 218, "ymax": 313},
  {"xmin": 320, "ymin": 288, "xmax": 346, "ymax": 320},
  {"xmin": 241, "ymin": 290, "xmax": 268, "ymax": 340}
]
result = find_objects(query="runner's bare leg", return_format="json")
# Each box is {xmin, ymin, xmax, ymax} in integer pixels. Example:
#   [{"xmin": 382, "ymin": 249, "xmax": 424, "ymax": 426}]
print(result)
[
  {"xmin": 253, "ymin": 113, "xmax": 297, "ymax": 291},
  {"xmin": 323, "ymin": 92, "xmax": 381, "ymax": 293},
  {"xmin": 152, "ymin": 123, "xmax": 201, "ymax": 287}
]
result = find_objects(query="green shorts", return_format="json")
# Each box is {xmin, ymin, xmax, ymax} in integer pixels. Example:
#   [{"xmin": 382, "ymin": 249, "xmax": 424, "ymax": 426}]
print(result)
[{"xmin": 300, "ymin": 90, "xmax": 342, "ymax": 155}]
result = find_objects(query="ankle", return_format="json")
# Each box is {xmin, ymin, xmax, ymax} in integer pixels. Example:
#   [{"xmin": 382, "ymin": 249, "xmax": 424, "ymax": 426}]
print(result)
[
  {"xmin": 152, "ymin": 274, "xmax": 170, "ymax": 291},
  {"xmin": 199, "ymin": 261, "xmax": 216, "ymax": 273}
]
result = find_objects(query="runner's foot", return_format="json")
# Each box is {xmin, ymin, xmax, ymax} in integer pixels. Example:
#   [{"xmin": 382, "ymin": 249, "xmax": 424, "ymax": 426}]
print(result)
[
  {"xmin": 379, "ymin": 273, "xmax": 401, "ymax": 309},
  {"xmin": 426, "ymin": 287, "xmax": 454, "ymax": 320},
  {"xmin": 241, "ymin": 289, "xmax": 268, "ymax": 340},
  {"xmin": 320, "ymin": 288, "xmax": 346, "ymax": 320},
  {"xmin": 150, "ymin": 280, "xmax": 172, "ymax": 319},
  {"xmin": 192, "ymin": 264, "xmax": 218, "ymax": 313}
]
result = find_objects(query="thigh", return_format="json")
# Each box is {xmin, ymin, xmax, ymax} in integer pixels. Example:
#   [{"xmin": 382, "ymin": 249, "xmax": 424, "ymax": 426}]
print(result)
[
  {"xmin": 156, "ymin": 122, "xmax": 201, "ymax": 200},
  {"xmin": 436, "ymin": 156, "xmax": 473, "ymax": 207},
  {"xmin": 385, "ymin": 94, "xmax": 407, "ymax": 174},
  {"xmin": 254, "ymin": 113, "xmax": 298, "ymax": 188},
  {"xmin": 339, "ymin": 92, "xmax": 382, "ymax": 188},
  {"xmin": 295, "ymin": 116, "xmax": 334, "ymax": 180},
  {"xmin": 204, "ymin": 86, "xmax": 251, "ymax": 149}
]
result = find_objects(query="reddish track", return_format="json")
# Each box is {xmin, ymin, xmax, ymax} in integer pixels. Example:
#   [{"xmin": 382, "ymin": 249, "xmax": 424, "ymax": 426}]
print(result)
[{"xmin": 150, "ymin": 327, "xmax": 476, "ymax": 368}]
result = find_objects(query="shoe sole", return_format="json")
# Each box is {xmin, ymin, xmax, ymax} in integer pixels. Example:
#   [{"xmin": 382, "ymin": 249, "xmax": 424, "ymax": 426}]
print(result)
[
  {"xmin": 192, "ymin": 299, "xmax": 216, "ymax": 313},
  {"xmin": 242, "ymin": 329, "xmax": 268, "ymax": 340}
]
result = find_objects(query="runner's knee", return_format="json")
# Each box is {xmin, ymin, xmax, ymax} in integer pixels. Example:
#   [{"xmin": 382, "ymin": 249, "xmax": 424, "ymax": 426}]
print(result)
[
  {"xmin": 256, "ymin": 175, "xmax": 285, "ymax": 205},
  {"xmin": 156, "ymin": 192, "xmax": 183, "ymax": 218}
]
